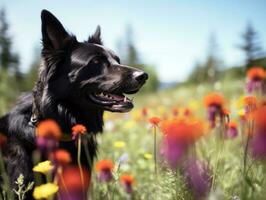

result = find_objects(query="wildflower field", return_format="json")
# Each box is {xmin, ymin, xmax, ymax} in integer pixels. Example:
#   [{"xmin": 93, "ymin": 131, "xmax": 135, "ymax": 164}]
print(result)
[
  {"xmin": 1, "ymin": 67, "xmax": 266, "ymax": 200},
  {"xmin": 94, "ymin": 73, "xmax": 266, "ymax": 200}
]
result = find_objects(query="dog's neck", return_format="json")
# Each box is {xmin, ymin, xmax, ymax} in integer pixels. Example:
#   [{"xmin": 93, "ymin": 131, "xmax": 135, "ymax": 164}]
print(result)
[{"xmin": 32, "ymin": 94, "xmax": 104, "ymax": 134}]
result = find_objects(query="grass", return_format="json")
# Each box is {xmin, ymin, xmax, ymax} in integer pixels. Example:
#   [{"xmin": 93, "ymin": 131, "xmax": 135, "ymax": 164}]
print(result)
[
  {"xmin": 0, "ymin": 78, "xmax": 266, "ymax": 199},
  {"xmin": 92, "ymin": 79, "xmax": 266, "ymax": 199}
]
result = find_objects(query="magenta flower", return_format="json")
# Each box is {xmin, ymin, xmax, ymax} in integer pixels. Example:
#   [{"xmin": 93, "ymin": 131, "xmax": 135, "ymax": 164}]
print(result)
[
  {"xmin": 36, "ymin": 137, "xmax": 58, "ymax": 152},
  {"xmin": 225, "ymin": 122, "xmax": 238, "ymax": 138},
  {"xmin": 160, "ymin": 139, "xmax": 188, "ymax": 169},
  {"xmin": 204, "ymin": 93, "xmax": 225, "ymax": 128},
  {"xmin": 251, "ymin": 106, "xmax": 266, "ymax": 160},
  {"xmin": 251, "ymin": 130, "xmax": 266, "ymax": 160},
  {"xmin": 183, "ymin": 159, "xmax": 212, "ymax": 199},
  {"xmin": 246, "ymin": 67, "xmax": 266, "ymax": 94},
  {"xmin": 96, "ymin": 160, "xmax": 114, "ymax": 182}
]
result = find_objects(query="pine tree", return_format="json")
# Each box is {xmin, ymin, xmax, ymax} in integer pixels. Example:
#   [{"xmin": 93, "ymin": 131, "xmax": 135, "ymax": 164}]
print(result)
[
  {"xmin": 239, "ymin": 23, "xmax": 262, "ymax": 70},
  {"xmin": 188, "ymin": 34, "xmax": 222, "ymax": 83},
  {"xmin": 0, "ymin": 8, "xmax": 19, "ymax": 73}
]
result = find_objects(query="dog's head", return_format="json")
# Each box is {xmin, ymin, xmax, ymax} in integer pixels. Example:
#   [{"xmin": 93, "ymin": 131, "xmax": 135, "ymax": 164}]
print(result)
[{"xmin": 39, "ymin": 10, "xmax": 148, "ymax": 113}]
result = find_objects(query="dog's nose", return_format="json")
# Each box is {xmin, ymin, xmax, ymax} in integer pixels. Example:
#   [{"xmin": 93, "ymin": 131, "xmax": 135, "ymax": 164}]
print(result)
[{"xmin": 133, "ymin": 71, "xmax": 148, "ymax": 83}]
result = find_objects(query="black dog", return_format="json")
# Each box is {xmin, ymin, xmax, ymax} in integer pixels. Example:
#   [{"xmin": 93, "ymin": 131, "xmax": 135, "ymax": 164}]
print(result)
[{"xmin": 0, "ymin": 10, "xmax": 147, "ymax": 197}]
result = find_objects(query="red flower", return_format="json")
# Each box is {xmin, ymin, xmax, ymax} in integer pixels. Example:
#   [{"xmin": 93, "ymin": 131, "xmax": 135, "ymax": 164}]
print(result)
[
  {"xmin": 160, "ymin": 118, "xmax": 204, "ymax": 168},
  {"xmin": 183, "ymin": 108, "xmax": 191, "ymax": 116},
  {"xmin": 253, "ymin": 106, "xmax": 266, "ymax": 130},
  {"xmin": 142, "ymin": 107, "xmax": 148, "ymax": 117},
  {"xmin": 204, "ymin": 93, "xmax": 224, "ymax": 107},
  {"xmin": 95, "ymin": 159, "xmax": 114, "ymax": 182},
  {"xmin": 160, "ymin": 118, "xmax": 203, "ymax": 142},
  {"xmin": 96, "ymin": 159, "xmax": 114, "ymax": 171},
  {"xmin": 251, "ymin": 106, "xmax": 266, "ymax": 159},
  {"xmin": 72, "ymin": 124, "xmax": 87, "ymax": 139},
  {"xmin": 120, "ymin": 174, "xmax": 134, "ymax": 184},
  {"xmin": 243, "ymin": 96, "xmax": 257, "ymax": 107},
  {"xmin": 59, "ymin": 166, "xmax": 90, "ymax": 193},
  {"xmin": 53, "ymin": 149, "xmax": 72, "ymax": 166},
  {"xmin": 247, "ymin": 67, "xmax": 266, "ymax": 81},
  {"xmin": 172, "ymin": 108, "xmax": 179, "ymax": 116},
  {"xmin": 149, "ymin": 117, "xmax": 161, "ymax": 126},
  {"xmin": 120, "ymin": 174, "xmax": 135, "ymax": 193},
  {"xmin": 36, "ymin": 119, "xmax": 62, "ymax": 140}
]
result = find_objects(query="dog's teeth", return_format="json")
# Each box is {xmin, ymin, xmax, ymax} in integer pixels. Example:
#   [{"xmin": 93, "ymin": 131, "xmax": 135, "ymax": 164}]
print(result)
[{"xmin": 124, "ymin": 96, "xmax": 127, "ymax": 102}]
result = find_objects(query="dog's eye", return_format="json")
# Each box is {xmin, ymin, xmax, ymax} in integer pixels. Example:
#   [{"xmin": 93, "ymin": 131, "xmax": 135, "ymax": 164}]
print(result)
[{"xmin": 91, "ymin": 57, "xmax": 101, "ymax": 64}]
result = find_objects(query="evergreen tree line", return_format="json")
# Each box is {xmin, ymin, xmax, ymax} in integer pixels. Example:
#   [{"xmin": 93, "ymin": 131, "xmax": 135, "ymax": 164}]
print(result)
[{"xmin": 188, "ymin": 23, "xmax": 265, "ymax": 84}]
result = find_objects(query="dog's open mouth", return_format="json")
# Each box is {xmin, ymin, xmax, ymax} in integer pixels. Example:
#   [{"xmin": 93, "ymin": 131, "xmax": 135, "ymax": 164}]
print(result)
[{"xmin": 87, "ymin": 92, "xmax": 134, "ymax": 112}]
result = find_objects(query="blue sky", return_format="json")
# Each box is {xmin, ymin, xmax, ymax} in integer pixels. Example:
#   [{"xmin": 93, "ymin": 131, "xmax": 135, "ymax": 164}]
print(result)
[{"xmin": 1, "ymin": 0, "xmax": 266, "ymax": 82}]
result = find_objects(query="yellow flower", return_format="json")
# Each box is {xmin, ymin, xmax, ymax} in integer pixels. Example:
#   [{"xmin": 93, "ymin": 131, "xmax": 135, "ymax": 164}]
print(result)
[
  {"xmin": 33, "ymin": 161, "xmax": 54, "ymax": 174},
  {"xmin": 238, "ymin": 109, "xmax": 245, "ymax": 117},
  {"xmin": 33, "ymin": 183, "xmax": 58, "ymax": 199},
  {"xmin": 143, "ymin": 153, "xmax": 153, "ymax": 159},
  {"xmin": 114, "ymin": 141, "xmax": 126, "ymax": 148},
  {"xmin": 188, "ymin": 99, "xmax": 199, "ymax": 110}
]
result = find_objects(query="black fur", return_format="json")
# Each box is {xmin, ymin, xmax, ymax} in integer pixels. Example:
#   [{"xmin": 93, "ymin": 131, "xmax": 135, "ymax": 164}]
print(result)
[{"xmin": 0, "ymin": 10, "xmax": 147, "ymax": 199}]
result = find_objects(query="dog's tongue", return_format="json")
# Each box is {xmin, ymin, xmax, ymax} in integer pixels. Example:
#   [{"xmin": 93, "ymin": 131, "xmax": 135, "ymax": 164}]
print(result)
[{"xmin": 110, "ymin": 94, "xmax": 125, "ymax": 101}]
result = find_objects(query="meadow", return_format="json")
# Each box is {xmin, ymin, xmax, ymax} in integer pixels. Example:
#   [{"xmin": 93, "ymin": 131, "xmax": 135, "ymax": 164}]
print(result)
[
  {"xmin": 1, "ymin": 68, "xmax": 266, "ymax": 200},
  {"xmin": 93, "ymin": 77, "xmax": 265, "ymax": 200}
]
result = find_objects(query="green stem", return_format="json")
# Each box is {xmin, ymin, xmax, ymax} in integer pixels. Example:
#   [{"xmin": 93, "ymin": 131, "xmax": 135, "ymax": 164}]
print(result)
[
  {"xmin": 77, "ymin": 134, "xmax": 85, "ymax": 198},
  {"xmin": 153, "ymin": 126, "xmax": 157, "ymax": 176},
  {"xmin": 211, "ymin": 124, "xmax": 224, "ymax": 191}
]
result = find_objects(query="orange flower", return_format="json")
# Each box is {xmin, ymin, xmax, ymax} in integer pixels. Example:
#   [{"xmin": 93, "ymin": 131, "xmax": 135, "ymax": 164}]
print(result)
[
  {"xmin": 243, "ymin": 96, "xmax": 257, "ymax": 106},
  {"xmin": 149, "ymin": 117, "xmax": 161, "ymax": 126},
  {"xmin": 120, "ymin": 174, "xmax": 135, "ymax": 193},
  {"xmin": 120, "ymin": 174, "xmax": 135, "ymax": 185},
  {"xmin": 183, "ymin": 108, "xmax": 191, "ymax": 116},
  {"xmin": 222, "ymin": 108, "xmax": 230, "ymax": 116},
  {"xmin": 226, "ymin": 121, "xmax": 237, "ymax": 129},
  {"xmin": 172, "ymin": 108, "xmax": 179, "ymax": 116},
  {"xmin": 53, "ymin": 149, "xmax": 72, "ymax": 166},
  {"xmin": 95, "ymin": 159, "xmax": 114, "ymax": 172},
  {"xmin": 253, "ymin": 106, "xmax": 266, "ymax": 130},
  {"xmin": 59, "ymin": 166, "xmax": 90, "ymax": 192},
  {"xmin": 36, "ymin": 119, "xmax": 62, "ymax": 140},
  {"xmin": 247, "ymin": 67, "xmax": 266, "ymax": 81},
  {"xmin": 72, "ymin": 124, "xmax": 87, "ymax": 136},
  {"xmin": 142, "ymin": 107, "xmax": 148, "ymax": 117},
  {"xmin": 160, "ymin": 118, "xmax": 203, "ymax": 142},
  {"xmin": 204, "ymin": 93, "xmax": 224, "ymax": 107}
]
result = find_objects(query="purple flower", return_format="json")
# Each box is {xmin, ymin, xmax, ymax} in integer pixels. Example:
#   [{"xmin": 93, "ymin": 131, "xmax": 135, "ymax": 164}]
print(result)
[
  {"xmin": 59, "ymin": 192, "xmax": 84, "ymax": 200},
  {"xmin": 36, "ymin": 137, "xmax": 58, "ymax": 152},
  {"xmin": 207, "ymin": 105, "xmax": 223, "ymax": 128},
  {"xmin": 251, "ymin": 130, "xmax": 266, "ymax": 160},
  {"xmin": 246, "ymin": 80, "xmax": 264, "ymax": 94},
  {"xmin": 123, "ymin": 182, "xmax": 133, "ymax": 194},
  {"xmin": 160, "ymin": 138, "xmax": 188, "ymax": 169},
  {"xmin": 98, "ymin": 169, "xmax": 113, "ymax": 182},
  {"xmin": 225, "ymin": 122, "xmax": 238, "ymax": 138},
  {"xmin": 226, "ymin": 127, "xmax": 238, "ymax": 138},
  {"xmin": 183, "ymin": 159, "xmax": 212, "ymax": 199}
]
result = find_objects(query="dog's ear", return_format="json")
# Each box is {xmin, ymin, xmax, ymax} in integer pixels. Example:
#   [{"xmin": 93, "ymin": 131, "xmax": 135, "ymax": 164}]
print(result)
[
  {"xmin": 88, "ymin": 25, "xmax": 103, "ymax": 45},
  {"xmin": 41, "ymin": 10, "xmax": 72, "ymax": 50}
]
